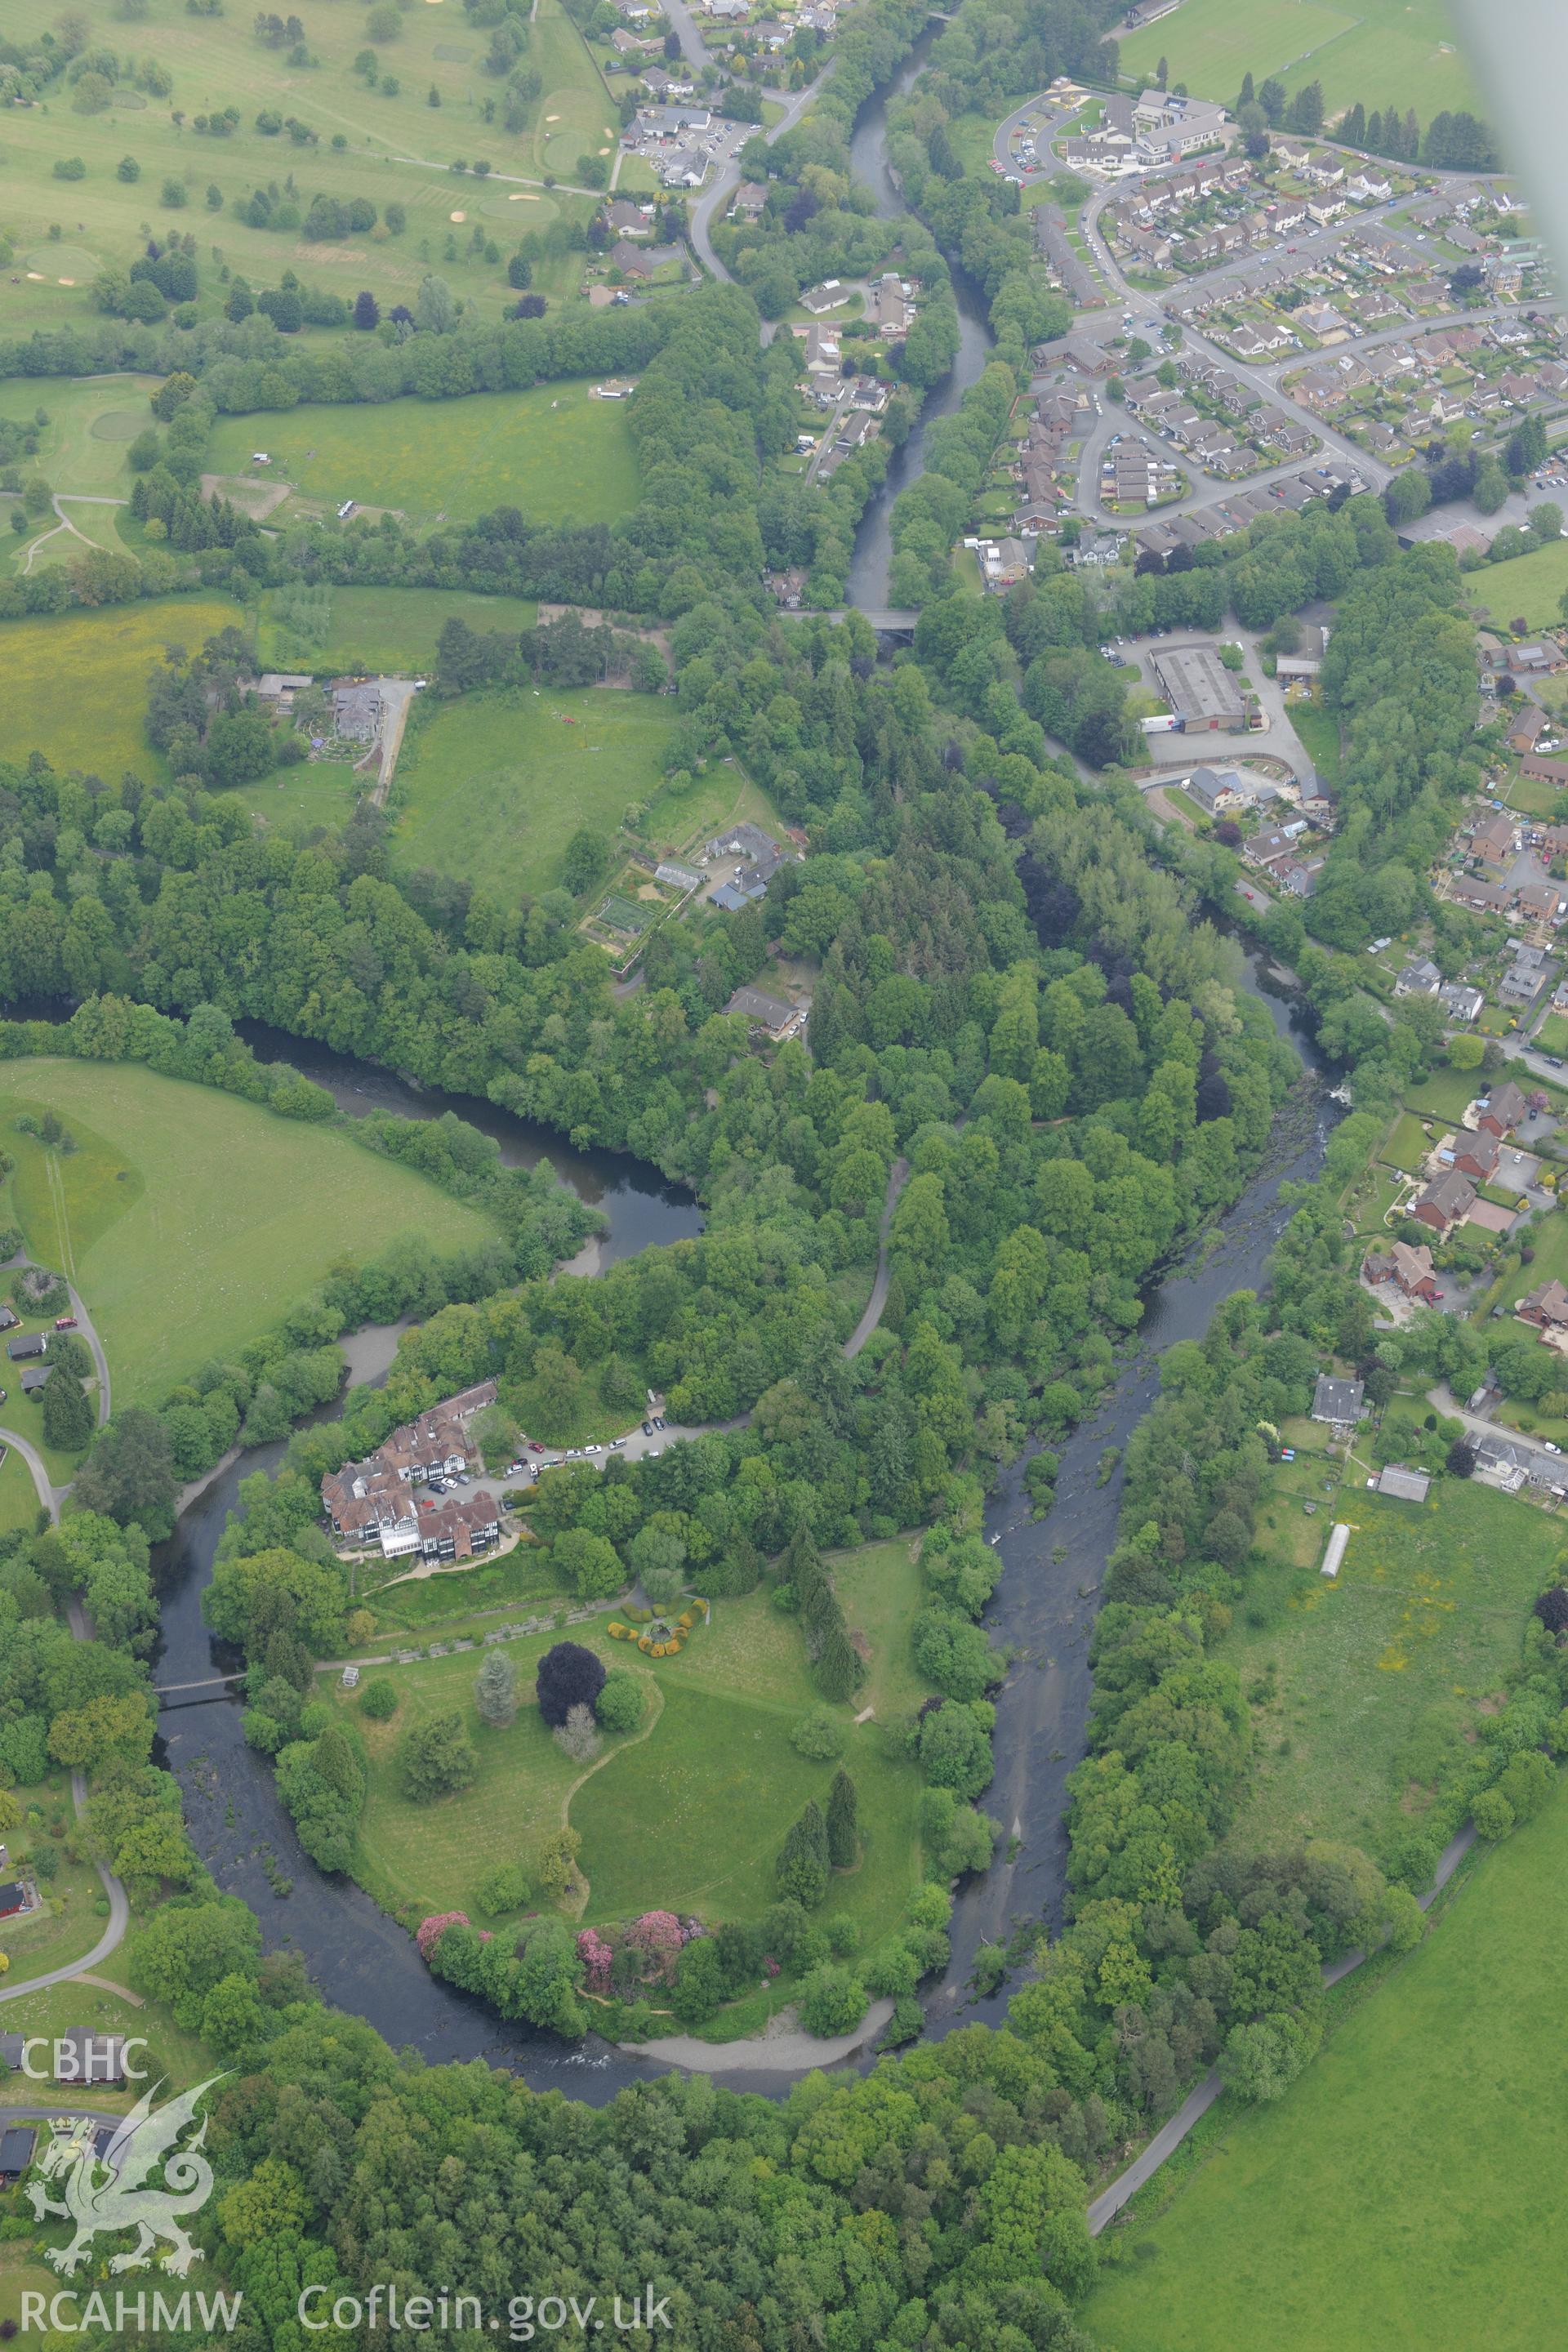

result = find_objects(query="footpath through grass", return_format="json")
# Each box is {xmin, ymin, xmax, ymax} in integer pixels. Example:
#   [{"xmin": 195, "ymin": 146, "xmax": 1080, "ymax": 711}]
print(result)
[
  {"xmin": 0, "ymin": 1059, "xmax": 498, "ymax": 1405},
  {"xmin": 1221, "ymin": 1481, "xmax": 1557, "ymax": 1860},
  {"xmin": 338, "ymin": 1542, "xmax": 928, "ymax": 1960},
  {"xmin": 1082, "ymin": 1779, "xmax": 1568, "ymax": 2352}
]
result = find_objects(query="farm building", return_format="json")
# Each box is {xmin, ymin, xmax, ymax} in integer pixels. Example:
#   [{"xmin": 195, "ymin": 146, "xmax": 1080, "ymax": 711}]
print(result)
[{"xmin": 1376, "ymin": 1466, "xmax": 1431, "ymax": 1502}]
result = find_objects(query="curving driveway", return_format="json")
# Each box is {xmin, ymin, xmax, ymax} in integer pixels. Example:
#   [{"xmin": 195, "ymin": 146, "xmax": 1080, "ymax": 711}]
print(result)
[
  {"xmin": 688, "ymin": 64, "xmax": 835, "ymax": 282},
  {"xmin": 515, "ymin": 1152, "xmax": 911, "ymax": 1486}
]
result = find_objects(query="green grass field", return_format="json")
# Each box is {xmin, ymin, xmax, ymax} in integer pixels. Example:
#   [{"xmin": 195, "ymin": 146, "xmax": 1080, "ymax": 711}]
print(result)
[
  {"xmin": 1377, "ymin": 1110, "xmax": 1434, "ymax": 1175},
  {"xmin": 1116, "ymin": 0, "xmax": 1481, "ymax": 124},
  {"xmin": 207, "ymin": 383, "xmax": 639, "ymax": 532},
  {"xmin": 1287, "ymin": 694, "xmax": 1343, "ymax": 786},
  {"xmin": 390, "ymin": 687, "xmax": 685, "ymax": 897},
  {"xmin": 1082, "ymin": 1780, "xmax": 1568, "ymax": 2352},
  {"xmin": 0, "ymin": 595, "xmax": 243, "ymax": 780},
  {"xmin": 342, "ymin": 1621, "xmax": 635, "ymax": 1922},
  {"xmin": 0, "ymin": 1058, "xmax": 497, "ymax": 1405},
  {"xmin": 1472, "ymin": 538, "xmax": 1568, "ymax": 631},
  {"xmin": 1222, "ymin": 1481, "xmax": 1557, "ymax": 1859},
  {"xmin": 0, "ymin": 374, "xmax": 158, "ymax": 482},
  {"xmin": 231, "ymin": 760, "xmax": 363, "ymax": 835},
  {"xmin": 339, "ymin": 1542, "xmax": 928, "ymax": 1954},
  {"xmin": 256, "ymin": 584, "xmax": 539, "ymax": 675},
  {"xmin": 0, "ymin": 1442, "xmax": 42, "ymax": 1535},
  {"xmin": 1534, "ymin": 1010, "xmax": 1568, "ymax": 1057},
  {"xmin": 0, "ymin": 0, "xmax": 603, "ymax": 341}
]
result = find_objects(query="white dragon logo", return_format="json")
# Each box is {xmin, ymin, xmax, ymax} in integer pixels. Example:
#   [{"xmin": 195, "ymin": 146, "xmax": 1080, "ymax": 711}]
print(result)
[{"xmin": 27, "ymin": 2076, "xmax": 227, "ymax": 2277}]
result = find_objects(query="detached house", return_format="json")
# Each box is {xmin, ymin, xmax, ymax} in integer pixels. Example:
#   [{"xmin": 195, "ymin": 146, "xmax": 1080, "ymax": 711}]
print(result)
[
  {"xmin": 1519, "ymin": 1279, "xmax": 1568, "ymax": 1343},
  {"xmin": 1363, "ymin": 1241, "xmax": 1441, "ymax": 1303},
  {"xmin": 1450, "ymin": 1131, "xmax": 1500, "ymax": 1185},
  {"xmin": 1477, "ymin": 1080, "xmax": 1527, "ymax": 1140},
  {"xmin": 1411, "ymin": 1170, "xmax": 1477, "ymax": 1237},
  {"xmin": 1471, "ymin": 809, "xmax": 1517, "ymax": 868}
]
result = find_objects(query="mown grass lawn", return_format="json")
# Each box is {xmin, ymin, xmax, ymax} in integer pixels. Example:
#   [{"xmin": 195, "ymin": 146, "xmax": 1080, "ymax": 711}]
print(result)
[
  {"xmin": 576, "ymin": 1545, "xmax": 927, "ymax": 1944},
  {"xmin": 1220, "ymin": 1481, "xmax": 1557, "ymax": 1860},
  {"xmin": 0, "ymin": 1443, "xmax": 42, "ymax": 1535},
  {"xmin": 0, "ymin": 1963, "xmax": 215, "ymax": 2118},
  {"xmin": 1081, "ymin": 1780, "xmax": 1568, "ymax": 2352},
  {"xmin": 0, "ymin": 1060, "xmax": 497, "ymax": 1405},
  {"xmin": 230, "ymin": 760, "xmax": 363, "ymax": 835},
  {"xmin": 1377, "ymin": 1110, "xmax": 1435, "ymax": 1175},
  {"xmin": 0, "ymin": 0, "xmax": 600, "ymax": 341},
  {"xmin": 1116, "ymin": 0, "xmax": 1479, "ymax": 120},
  {"xmin": 340, "ymin": 1624, "xmax": 645, "ymax": 1924},
  {"xmin": 0, "ymin": 373, "xmax": 163, "ymax": 513},
  {"xmin": 1473, "ymin": 537, "xmax": 1568, "ymax": 632},
  {"xmin": 256, "ymin": 585, "xmax": 539, "ymax": 678},
  {"xmin": 207, "ymin": 382, "xmax": 637, "ymax": 533},
  {"xmin": 341, "ymin": 1543, "xmax": 929, "ymax": 1953},
  {"xmin": 390, "ymin": 686, "xmax": 685, "ymax": 897},
  {"xmin": 0, "ymin": 596, "xmax": 243, "ymax": 780},
  {"xmin": 529, "ymin": 0, "xmax": 619, "ymax": 180}
]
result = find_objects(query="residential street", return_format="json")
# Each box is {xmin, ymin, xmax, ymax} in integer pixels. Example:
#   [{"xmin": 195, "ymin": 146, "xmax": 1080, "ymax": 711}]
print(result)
[{"xmin": 687, "ymin": 69, "xmax": 834, "ymax": 281}]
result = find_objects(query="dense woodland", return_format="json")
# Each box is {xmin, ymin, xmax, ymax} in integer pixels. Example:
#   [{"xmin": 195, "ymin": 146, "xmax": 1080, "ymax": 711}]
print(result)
[{"xmin": 0, "ymin": 3, "xmax": 1553, "ymax": 2324}]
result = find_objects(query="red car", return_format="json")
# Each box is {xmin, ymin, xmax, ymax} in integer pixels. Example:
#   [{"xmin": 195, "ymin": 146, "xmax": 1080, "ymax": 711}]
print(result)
[
  {"xmin": 55, "ymin": 1315, "xmax": 78, "ymax": 1330},
  {"xmin": 529, "ymin": 1441, "xmax": 545, "ymax": 1454}
]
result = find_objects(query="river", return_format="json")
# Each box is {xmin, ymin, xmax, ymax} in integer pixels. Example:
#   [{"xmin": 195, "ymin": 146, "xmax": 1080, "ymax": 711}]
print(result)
[
  {"xmin": 844, "ymin": 26, "xmax": 998, "ymax": 610},
  {"xmin": 934, "ymin": 955, "xmax": 1334, "ymax": 2027},
  {"xmin": 149, "ymin": 48, "xmax": 1329, "ymax": 2101},
  {"xmin": 151, "ymin": 1045, "xmax": 706, "ymax": 2106},
  {"xmin": 237, "ymin": 1022, "xmax": 702, "ymax": 1270},
  {"xmin": 151, "ymin": 949, "xmax": 1329, "ymax": 2100}
]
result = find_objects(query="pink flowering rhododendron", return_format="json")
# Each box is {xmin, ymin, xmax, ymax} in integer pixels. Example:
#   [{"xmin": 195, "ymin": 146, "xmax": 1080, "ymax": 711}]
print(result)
[
  {"xmin": 577, "ymin": 1928, "xmax": 613, "ymax": 1992},
  {"xmin": 416, "ymin": 1911, "xmax": 469, "ymax": 1960},
  {"xmin": 626, "ymin": 1910, "xmax": 684, "ymax": 1979}
]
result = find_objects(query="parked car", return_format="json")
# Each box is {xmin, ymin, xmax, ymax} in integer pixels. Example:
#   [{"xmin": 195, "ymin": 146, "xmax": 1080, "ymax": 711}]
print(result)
[
  {"xmin": 642, "ymin": 1420, "xmax": 653, "ymax": 1435},
  {"xmin": 55, "ymin": 1316, "xmax": 78, "ymax": 1330},
  {"xmin": 529, "ymin": 1440, "xmax": 545, "ymax": 1452}
]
